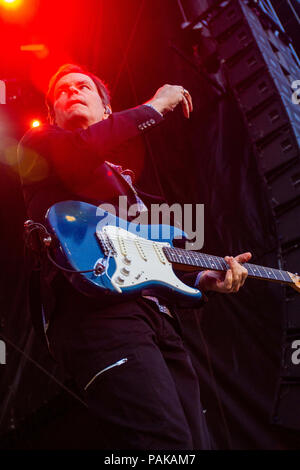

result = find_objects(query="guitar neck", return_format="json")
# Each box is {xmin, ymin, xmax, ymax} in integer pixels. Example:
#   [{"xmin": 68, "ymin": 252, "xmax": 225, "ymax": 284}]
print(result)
[{"xmin": 163, "ymin": 247, "xmax": 293, "ymax": 285}]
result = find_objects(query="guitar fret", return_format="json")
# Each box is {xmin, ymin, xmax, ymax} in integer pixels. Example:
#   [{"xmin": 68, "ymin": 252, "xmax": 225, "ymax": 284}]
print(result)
[
  {"xmin": 266, "ymin": 267, "xmax": 275, "ymax": 279},
  {"xmin": 192, "ymin": 251, "xmax": 200, "ymax": 267},
  {"xmin": 268, "ymin": 267, "xmax": 276, "ymax": 280},
  {"xmin": 278, "ymin": 269, "xmax": 291, "ymax": 282},
  {"xmin": 186, "ymin": 250, "xmax": 197, "ymax": 267},
  {"xmin": 210, "ymin": 256, "xmax": 218, "ymax": 270},
  {"xmin": 213, "ymin": 256, "xmax": 225, "ymax": 270},
  {"xmin": 184, "ymin": 253, "xmax": 191, "ymax": 262},
  {"xmin": 247, "ymin": 265, "xmax": 254, "ymax": 276},
  {"xmin": 249, "ymin": 264, "xmax": 259, "ymax": 276},
  {"xmin": 271, "ymin": 268, "xmax": 283, "ymax": 281},
  {"xmin": 215, "ymin": 257, "xmax": 223, "ymax": 270},
  {"xmin": 198, "ymin": 254, "xmax": 208, "ymax": 268},
  {"xmin": 271, "ymin": 268, "xmax": 280, "ymax": 280},
  {"xmin": 173, "ymin": 250, "xmax": 180, "ymax": 263},
  {"xmin": 278, "ymin": 269, "xmax": 286, "ymax": 281},
  {"xmin": 248, "ymin": 264, "xmax": 268, "ymax": 278},
  {"xmin": 262, "ymin": 266, "xmax": 270, "ymax": 279}
]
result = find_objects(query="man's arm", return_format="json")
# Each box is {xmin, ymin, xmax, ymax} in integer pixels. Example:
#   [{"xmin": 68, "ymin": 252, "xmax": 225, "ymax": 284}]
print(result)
[
  {"xmin": 18, "ymin": 105, "xmax": 164, "ymax": 186},
  {"xmin": 18, "ymin": 83, "xmax": 192, "ymax": 189}
]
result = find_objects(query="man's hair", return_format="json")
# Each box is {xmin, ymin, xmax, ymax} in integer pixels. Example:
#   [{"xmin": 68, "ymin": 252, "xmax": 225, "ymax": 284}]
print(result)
[{"xmin": 46, "ymin": 63, "xmax": 111, "ymax": 124}]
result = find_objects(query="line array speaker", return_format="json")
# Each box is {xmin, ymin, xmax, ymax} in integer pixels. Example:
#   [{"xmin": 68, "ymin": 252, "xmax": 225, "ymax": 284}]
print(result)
[{"xmin": 205, "ymin": 0, "xmax": 300, "ymax": 430}]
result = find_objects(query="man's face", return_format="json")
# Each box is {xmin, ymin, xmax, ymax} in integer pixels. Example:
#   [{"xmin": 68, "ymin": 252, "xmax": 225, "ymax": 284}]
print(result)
[{"xmin": 53, "ymin": 72, "xmax": 107, "ymax": 130}]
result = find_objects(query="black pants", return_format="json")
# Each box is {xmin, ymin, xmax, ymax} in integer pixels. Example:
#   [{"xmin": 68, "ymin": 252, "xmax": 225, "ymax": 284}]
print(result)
[{"xmin": 47, "ymin": 286, "xmax": 211, "ymax": 450}]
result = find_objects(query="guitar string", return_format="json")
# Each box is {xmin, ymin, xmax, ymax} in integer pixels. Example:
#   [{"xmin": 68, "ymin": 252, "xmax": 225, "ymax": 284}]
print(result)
[{"xmin": 106, "ymin": 234, "xmax": 291, "ymax": 281}]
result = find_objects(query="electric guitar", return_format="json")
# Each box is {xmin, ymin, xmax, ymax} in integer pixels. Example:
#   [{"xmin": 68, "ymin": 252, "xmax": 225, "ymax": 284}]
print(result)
[{"xmin": 44, "ymin": 200, "xmax": 300, "ymax": 306}]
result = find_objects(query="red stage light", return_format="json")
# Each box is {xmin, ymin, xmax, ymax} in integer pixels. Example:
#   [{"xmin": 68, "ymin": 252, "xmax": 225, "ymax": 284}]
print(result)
[{"xmin": 31, "ymin": 119, "xmax": 41, "ymax": 128}]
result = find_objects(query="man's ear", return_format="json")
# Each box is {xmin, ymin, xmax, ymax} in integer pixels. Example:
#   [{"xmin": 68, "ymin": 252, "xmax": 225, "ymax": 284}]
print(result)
[{"xmin": 103, "ymin": 105, "xmax": 112, "ymax": 120}]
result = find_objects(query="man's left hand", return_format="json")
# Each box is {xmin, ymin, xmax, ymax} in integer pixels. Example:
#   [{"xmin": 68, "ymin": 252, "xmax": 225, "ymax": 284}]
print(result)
[{"xmin": 197, "ymin": 252, "xmax": 252, "ymax": 294}]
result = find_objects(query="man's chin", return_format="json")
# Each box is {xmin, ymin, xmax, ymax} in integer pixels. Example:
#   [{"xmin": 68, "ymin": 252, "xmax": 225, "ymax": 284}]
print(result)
[
  {"xmin": 63, "ymin": 112, "xmax": 89, "ymax": 130},
  {"xmin": 68, "ymin": 102, "xmax": 86, "ymax": 110}
]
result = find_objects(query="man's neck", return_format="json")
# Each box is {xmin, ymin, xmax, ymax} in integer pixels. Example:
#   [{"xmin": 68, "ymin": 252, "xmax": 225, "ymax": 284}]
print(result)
[{"xmin": 61, "ymin": 116, "xmax": 90, "ymax": 131}]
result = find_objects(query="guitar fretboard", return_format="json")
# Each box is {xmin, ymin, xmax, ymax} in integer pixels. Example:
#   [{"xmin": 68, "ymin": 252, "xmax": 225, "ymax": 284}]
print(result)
[{"xmin": 163, "ymin": 247, "xmax": 292, "ymax": 284}]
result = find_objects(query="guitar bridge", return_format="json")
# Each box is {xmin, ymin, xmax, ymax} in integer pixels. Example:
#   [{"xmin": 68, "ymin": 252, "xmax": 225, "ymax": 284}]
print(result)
[{"xmin": 96, "ymin": 228, "xmax": 117, "ymax": 256}]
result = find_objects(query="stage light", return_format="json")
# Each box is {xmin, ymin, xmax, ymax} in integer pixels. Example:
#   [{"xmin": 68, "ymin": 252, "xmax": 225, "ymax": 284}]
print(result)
[
  {"xmin": 0, "ymin": 0, "xmax": 37, "ymax": 24},
  {"xmin": 31, "ymin": 119, "xmax": 41, "ymax": 128},
  {"xmin": 1, "ymin": 0, "xmax": 22, "ymax": 8}
]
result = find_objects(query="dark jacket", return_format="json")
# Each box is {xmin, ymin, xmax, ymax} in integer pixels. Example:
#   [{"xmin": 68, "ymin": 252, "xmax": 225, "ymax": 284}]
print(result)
[
  {"xmin": 18, "ymin": 105, "xmax": 165, "ymax": 223},
  {"xmin": 18, "ymin": 104, "xmax": 203, "ymax": 341}
]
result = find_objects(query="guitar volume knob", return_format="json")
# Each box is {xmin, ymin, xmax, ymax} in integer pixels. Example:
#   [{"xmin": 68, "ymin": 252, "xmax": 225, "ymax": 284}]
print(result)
[
  {"xmin": 123, "ymin": 256, "xmax": 132, "ymax": 265},
  {"xmin": 94, "ymin": 262, "xmax": 105, "ymax": 275},
  {"xmin": 121, "ymin": 267, "xmax": 130, "ymax": 276}
]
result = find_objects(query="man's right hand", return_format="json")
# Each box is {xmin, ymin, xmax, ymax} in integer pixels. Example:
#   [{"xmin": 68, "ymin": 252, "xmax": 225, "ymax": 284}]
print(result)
[{"xmin": 146, "ymin": 84, "xmax": 193, "ymax": 118}]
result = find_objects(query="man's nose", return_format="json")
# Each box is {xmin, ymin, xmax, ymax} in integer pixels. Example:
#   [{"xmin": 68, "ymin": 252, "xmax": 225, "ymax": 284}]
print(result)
[{"xmin": 68, "ymin": 85, "xmax": 79, "ymax": 96}]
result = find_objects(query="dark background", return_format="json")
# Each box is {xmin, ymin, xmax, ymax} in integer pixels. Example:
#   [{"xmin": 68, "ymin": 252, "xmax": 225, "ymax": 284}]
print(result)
[{"xmin": 0, "ymin": 0, "xmax": 299, "ymax": 449}]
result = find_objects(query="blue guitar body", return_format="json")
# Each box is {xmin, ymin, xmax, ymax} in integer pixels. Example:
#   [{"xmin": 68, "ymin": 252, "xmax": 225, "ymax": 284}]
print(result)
[{"xmin": 45, "ymin": 200, "xmax": 202, "ymax": 306}]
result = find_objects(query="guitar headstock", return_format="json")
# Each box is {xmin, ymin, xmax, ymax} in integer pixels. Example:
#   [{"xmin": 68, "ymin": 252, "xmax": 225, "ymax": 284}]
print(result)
[{"xmin": 288, "ymin": 272, "xmax": 300, "ymax": 293}]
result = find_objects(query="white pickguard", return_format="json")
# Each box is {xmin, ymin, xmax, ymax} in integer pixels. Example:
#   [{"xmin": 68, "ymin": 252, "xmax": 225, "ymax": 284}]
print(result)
[{"xmin": 97, "ymin": 225, "xmax": 199, "ymax": 295}]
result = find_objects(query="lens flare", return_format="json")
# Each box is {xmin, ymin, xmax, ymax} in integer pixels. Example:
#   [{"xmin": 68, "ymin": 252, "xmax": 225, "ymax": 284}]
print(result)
[{"xmin": 31, "ymin": 119, "xmax": 41, "ymax": 128}]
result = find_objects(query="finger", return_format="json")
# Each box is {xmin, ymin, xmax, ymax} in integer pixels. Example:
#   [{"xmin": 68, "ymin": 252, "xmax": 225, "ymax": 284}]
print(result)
[
  {"xmin": 224, "ymin": 256, "xmax": 233, "ymax": 287},
  {"xmin": 228, "ymin": 257, "xmax": 243, "ymax": 291},
  {"xmin": 181, "ymin": 95, "xmax": 190, "ymax": 118},
  {"xmin": 188, "ymin": 94, "xmax": 193, "ymax": 113},
  {"xmin": 181, "ymin": 88, "xmax": 193, "ymax": 112},
  {"xmin": 184, "ymin": 91, "xmax": 193, "ymax": 113},
  {"xmin": 234, "ymin": 252, "xmax": 252, "ymax": 264},
  {"xmin": 240, "ymin": 267, "xmax": 249, "ymax": 286},
  {"xmin": 224, "ymin": 268, "xmax": 233, "ymax": 291},
  {"xmin": 233, "ymin": 259, "xmax": 249, "ymax": 291}
]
